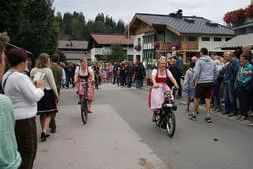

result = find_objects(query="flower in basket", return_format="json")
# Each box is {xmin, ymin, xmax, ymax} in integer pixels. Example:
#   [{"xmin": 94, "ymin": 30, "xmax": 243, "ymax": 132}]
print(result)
[
  {"xmin": 245, "ymin": 5, "xmax": 253, "ymax": 19},
  {"xmin": 224, "ymin": 8, "xmax": 246, "ymax": 25},
  {"xmin": 134, "ymin": 45, "xmax": 141, "ymax": 51},
  {"xmin": 154, "ymin": 41, "xmax": 160, "ymax": 49}
]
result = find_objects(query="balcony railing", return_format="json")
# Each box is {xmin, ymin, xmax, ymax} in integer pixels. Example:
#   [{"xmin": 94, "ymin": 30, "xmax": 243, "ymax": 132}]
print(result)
[
  {"xmin": 155, "ymin": 41, "xmax": 199, "ymax": 52},
  {"xmin": 181, "ymin": 41, "xmax": 199, "ymax": 51}
]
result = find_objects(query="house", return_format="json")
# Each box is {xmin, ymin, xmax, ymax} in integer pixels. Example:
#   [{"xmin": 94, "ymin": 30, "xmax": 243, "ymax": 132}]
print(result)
[
  {"xmin": 127, "ymin": 10, "xmax": 235, "ymax": 66},
  {"xmin": 58, "ymin": 40, "xmax": 89, "ymax": 63},
  {"xmin": 220, "ymin": 1, "xmax": 253, "ymax": 49},
  {"xmin": 89, "ymin": 33, "xmax": 134, "ymax": 62}
]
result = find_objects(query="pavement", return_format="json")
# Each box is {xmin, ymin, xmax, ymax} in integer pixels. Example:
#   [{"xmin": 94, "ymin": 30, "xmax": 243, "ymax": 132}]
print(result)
[{"xmin": 34, "ymin": 83, "xmax": 253, "ymax": 169}]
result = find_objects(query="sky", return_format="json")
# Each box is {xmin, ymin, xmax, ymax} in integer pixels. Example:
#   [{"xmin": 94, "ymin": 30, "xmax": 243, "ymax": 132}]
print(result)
[{"xmin": 53, "ymin": 0, "xmax": 251, "ymax": 25}]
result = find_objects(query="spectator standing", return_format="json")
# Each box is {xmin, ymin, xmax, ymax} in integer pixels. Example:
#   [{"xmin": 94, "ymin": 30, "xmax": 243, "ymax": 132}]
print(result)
[
  {"xmin": 213, "ymin": 59, "xmax": 224, "ymax": 112},
  {"xmin": 0, "ymin": 32, "xmax": 21, "ymax": 169},
  {"xmin": 134, "ymin": 60, "xmax": 143, "ymax": 88},
  {"xmin": 30, "ymin": 53, "xmax": 59, "ymax": 142},
  {"xmin": 234, "ymin": 54, "xmax": 253, "ymax": 121},
  {"xmin": 126, "ymin": 62, "xmax": 133, "ymax": 88},
  {"xmin": 113, "ymin": 62, "xmax": 119, "ymax": 84},
  {"xmin": 176, "ymin": 52, "xmax": 183, "ymax": 97},
  {"xmin": 94, "ymin": 63, "xmax": 101, "ymax": 90},
  {"xmin": 223, "ymin": 52, "xmax": 239, "ymax": 117},
  {"xmin": 49, "ymin": 55, "xmax": 63, "ymax": 133},
  {"xmin": 3, "ymin": 48, "xmax": 45, "ymax": 169},
  {"xmin": 120, "ymin": 63, "xmax": 126, "ymax": 87},
  {"xmin": 168, "ymin": 58, "xmax": 178, "ymax": 88},
  {"xmin": 183, "ymin": 58, "xmax": 196, "ymax": 115},
  {"xmin": 192, "ymin": 48, "xmax": 218, "ymax": 123}
]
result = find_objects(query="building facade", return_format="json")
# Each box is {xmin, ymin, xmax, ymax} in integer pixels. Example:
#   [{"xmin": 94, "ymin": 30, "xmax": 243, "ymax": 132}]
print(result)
[
  {"xmin": 89, "ymin": 33, "xmax": 134, "ymax": 62},
  {"xmin": 128, "ymin": 11, "xmax": 235, "ymax": 67},
  {"xmin": 58, "ymin": 40, "xmax": 89, "ymax": 63}
]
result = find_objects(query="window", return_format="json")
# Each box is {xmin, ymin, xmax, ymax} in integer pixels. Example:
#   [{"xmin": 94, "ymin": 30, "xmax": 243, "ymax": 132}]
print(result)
[
  {"xmin": 225, "ymin": 38, "xmax": 231, "ymax": 41},
  {"xmin": 214, "ymin": 37, "xmax": 222, "ymax": 41},
  {"xmin": 201, "ymin": 37, "xmax": 210, "ymax": 41},
  {"xmin": 138, "ymin": 38, "xmax": 141, "ymax": 45},
  {"xmin": 187, "ymin": 36, "xmax": 198, "ymax": 41}
]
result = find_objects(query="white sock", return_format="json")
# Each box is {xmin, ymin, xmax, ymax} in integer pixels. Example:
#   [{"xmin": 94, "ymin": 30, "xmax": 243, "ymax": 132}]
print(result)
[{"xmin": 207, "ymin": 113, "xmax": 210, "ymax": 118}]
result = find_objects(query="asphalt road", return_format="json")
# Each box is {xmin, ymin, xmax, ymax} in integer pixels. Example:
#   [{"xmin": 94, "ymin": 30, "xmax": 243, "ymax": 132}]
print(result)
[{"xmin": 34, "ymin": 84, "xmax": 253, "ymax": 169}]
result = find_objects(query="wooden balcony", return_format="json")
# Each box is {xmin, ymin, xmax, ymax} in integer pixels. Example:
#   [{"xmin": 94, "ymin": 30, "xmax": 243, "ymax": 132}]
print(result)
[
  {"xmin": 156, "ymin": 41, "xmax": 199, "ymax": 52},
  {"xmin": 156, "ymin": 42, "xmax": 170, "ymax": 52},
  {"xmin": 181, "ymin": 41, "xmax": 199, "ymax": 51}
]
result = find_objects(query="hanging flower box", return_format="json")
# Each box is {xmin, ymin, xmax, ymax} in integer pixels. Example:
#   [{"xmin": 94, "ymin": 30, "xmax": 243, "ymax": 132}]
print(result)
[
  {"xmin": 134, "ymin": 45, "xmax": 141, "ymax": 51},
  {"xmin": 154, "ymin": 41, "xmax": 160, "ymax": 49}
]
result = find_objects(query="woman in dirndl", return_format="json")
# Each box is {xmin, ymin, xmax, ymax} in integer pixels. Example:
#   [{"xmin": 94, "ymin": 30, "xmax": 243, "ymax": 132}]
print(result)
[
  {"xmin": 30, "ymin": 53, "xmax": 59, "ymax": 142},
  {"xmin": 74, "ymin": 57, "xmax": 95, "ymax": 113},
  {"xmin": 148, "ymin": 56, "xmax": 179, "ymax": 122}
]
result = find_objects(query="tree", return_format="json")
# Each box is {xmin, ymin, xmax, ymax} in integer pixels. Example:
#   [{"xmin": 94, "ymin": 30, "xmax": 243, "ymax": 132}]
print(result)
[
  {"xmin": 106, "ymin": 44, "xmax": 126, "ymax": 62},
  {"xmin": 17, "ymin": 0, "xmax": 59, "ymax": 64}
]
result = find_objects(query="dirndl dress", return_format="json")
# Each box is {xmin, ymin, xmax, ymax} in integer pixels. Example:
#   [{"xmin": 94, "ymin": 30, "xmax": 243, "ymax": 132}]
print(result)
[
  {"xmin": 76, "ymin": 68, "xmax": 94, "ymax": 102},
  {"xmin": 148, "ymin": 70, "xmax": 170, "ymax": 110}
]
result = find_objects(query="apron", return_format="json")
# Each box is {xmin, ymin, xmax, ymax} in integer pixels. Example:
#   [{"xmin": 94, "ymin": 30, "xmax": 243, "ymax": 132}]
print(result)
[{"xmin": 148, "ymin": 69, "xmax": 170, "ymax": 110}]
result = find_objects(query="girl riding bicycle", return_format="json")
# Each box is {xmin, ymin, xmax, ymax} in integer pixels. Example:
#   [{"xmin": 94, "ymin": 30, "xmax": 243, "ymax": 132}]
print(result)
[{"xmin": 74, "ymin": 57, "xmax": 95, "ymax": 113}]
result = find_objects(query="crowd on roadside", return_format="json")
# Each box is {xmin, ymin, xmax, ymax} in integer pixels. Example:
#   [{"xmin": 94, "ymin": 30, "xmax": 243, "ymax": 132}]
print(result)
[{"xmin": 183, "ymin": 46, "xmax": 253, "ymax": 124}]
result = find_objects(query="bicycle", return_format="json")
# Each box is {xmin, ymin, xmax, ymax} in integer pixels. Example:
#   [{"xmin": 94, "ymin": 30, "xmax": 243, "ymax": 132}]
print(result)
[
  {"xmin": 155, "ymin": 86, "xmax": 177, "ymax": 137},
  {"xmin": 78, "ymin": 79, "xmax": 89, "ymax": 125}
]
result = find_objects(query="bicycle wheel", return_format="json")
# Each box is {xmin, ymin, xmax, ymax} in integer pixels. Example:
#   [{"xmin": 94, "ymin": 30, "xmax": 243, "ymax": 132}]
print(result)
[
  {"xmin": 166, "ymin": 110, "xmax": 176, "ymax": 137},
  {"xmin": 81, "ymin": 96, "xmax": 88, "ymax": 125}
]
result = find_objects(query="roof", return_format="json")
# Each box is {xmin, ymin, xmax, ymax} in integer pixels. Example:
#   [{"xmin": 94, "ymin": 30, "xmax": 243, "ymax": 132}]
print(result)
[
  {"xmin": 58, "ymin": 40, "xmax": 88, "ymax": 49},
  {"xmin": 218, "ymin": 33, "xmax": 253, "ymax": 49},
  {"xmin": 91, "ymin": 33, "xmax": 134, "ymax": 45},
  {"xmin": 135, "ymin": 13, "xmax": 235, "ymax": 36}
]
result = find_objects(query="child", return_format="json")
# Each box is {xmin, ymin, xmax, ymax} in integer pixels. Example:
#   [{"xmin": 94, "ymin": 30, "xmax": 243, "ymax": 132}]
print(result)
[{"xmin": 183, "ymin": 61, "xmax": 196, "ymax": 115}]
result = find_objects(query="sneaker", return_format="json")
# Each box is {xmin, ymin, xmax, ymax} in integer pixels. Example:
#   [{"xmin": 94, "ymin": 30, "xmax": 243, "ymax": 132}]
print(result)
[
  {"xmin": 205, "ymin": 117, "xmax": 212, "ymax": 123},
  {"xmin": 189, "ymin": 112, "xmax": 197, "ymax": 120}
]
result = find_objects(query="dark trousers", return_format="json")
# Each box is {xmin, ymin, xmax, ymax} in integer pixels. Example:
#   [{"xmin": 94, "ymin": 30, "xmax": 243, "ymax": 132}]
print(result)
[
  {"xmin": 15, "ymin": 117, "xmax": 37, "ymax": 169},
  {"xmin": 136, "ymin": 79, "xmax": 142, "ymax": 88},
  {"xmin": 224, "ymin": 82, "xmax": 237, "ymax": 114},
  {"xmin": 95, "ymin": 75, "xmax": 100, "ymax": 89},
  {"xmin": 116, "ymin": 77, "xmax": 120, "ymax": 86},
  {"xmin": 176, "ymin": 73, "xmax": 182, "ymax": 96},
  {"xmin": 238, "ymin": 89, "xmax": 251, "ymax": 116},
  {"xmin": 214, "ymin": 80, "xmax": 221, "ymax": 106},
  {"xmin": 127, "ymin": 75, "xmax": 132, "ymax": 87},
  {"xmin": 113, "ymin": 73, "xmax": 116, "ymax": 84}
]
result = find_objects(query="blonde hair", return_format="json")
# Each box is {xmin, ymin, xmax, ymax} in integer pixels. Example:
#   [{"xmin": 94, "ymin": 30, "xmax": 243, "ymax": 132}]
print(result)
[
  {"xmin": 170, "ymin": 58, "xmax": 177, "ymax": 64},
  {"xmin": 37, "ymin": 53, "xmax": 50, "ymax": 68},
  {"xmin": 215, "ymin": 59, "xmax": 221, "ymax": 65},
  {"xmin": 157, "ymin": 56, "xmax": 166, "ymax": 66}
]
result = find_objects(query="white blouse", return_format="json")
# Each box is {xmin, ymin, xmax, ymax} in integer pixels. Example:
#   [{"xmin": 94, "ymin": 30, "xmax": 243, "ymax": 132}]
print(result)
[
  {"xmin": 75, "ymin": 66, "xmax": 93, "ymax": 76},
  {"xmin": 2, "ymin": 70, "xmax": 44, "ymax": 120},
  {"xmin": 152, "ymin": 69, "xmax": 173, "ymax": 78}
]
